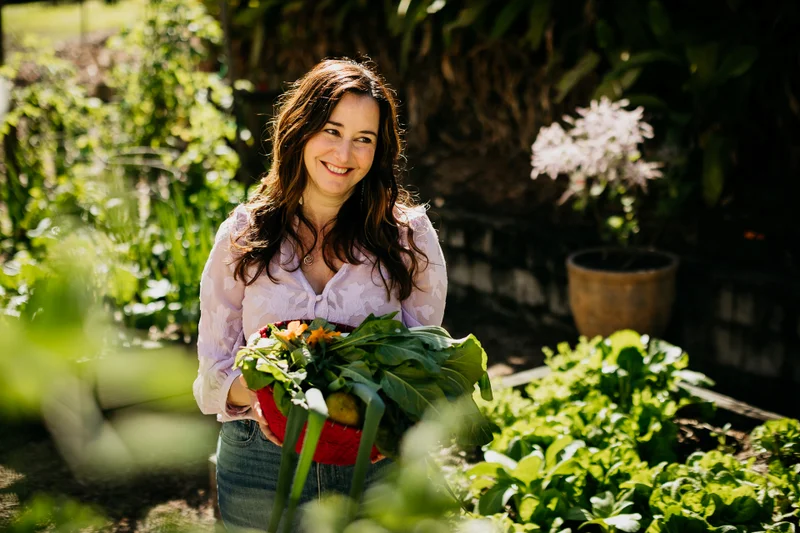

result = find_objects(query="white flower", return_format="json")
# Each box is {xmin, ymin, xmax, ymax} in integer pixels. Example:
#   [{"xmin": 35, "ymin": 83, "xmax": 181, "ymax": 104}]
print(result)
[
  {"xmin": 531, "ymin": 122, "xmax": 578, "ymax": 179},
  {"xmin": 530, "ymin": 97, "xmax": 662, "ymax": 195}
]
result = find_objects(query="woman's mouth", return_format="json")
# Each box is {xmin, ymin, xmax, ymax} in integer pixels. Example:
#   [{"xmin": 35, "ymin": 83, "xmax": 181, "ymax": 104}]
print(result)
[{"xmin": 322, "ymin": 162, "xmax": 351, "ymax": 175}]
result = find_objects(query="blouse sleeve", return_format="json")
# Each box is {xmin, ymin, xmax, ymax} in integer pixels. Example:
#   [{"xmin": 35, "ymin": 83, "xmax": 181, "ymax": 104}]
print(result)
[
  {"xmin": 193, "ymin": 205, "xmax": 253, "ymax": 422},
  {"xmin": 400, "ymin": 209, "xmax": 448, "ymax": 327}
]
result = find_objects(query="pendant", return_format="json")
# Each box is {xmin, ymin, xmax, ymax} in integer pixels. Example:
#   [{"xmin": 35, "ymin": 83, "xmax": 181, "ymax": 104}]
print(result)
[{"xmin": 303, "ymin": 254, "xmax": 313, "ymax": 266}]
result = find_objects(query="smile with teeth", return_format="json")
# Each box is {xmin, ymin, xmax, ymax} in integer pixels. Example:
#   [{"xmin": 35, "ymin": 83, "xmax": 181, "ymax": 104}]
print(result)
[{"xmin": 323, "ymin": 162, "xmax": 351, "ymax": 175}]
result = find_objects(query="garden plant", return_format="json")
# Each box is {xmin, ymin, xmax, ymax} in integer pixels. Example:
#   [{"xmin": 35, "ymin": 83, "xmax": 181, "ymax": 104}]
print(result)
[{"xmin": 458, "ymin": 332, "xmax": 800, "ymax": 532}]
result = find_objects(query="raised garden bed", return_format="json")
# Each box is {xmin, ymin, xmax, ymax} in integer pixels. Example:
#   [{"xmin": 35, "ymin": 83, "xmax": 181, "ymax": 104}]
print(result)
[
  {"xmin": 452, "ymin": 332, "xmax": 799, "ymax": 532},
  {"xmin": 493, "ymin": 361, "xmax": 788, "ymax": 488}
]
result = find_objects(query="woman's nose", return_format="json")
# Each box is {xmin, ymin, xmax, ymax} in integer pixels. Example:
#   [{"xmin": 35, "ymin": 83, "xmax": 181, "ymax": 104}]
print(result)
[{"xmin": 333, "ymin": 139, "xmax": 351, "ymax": 162}]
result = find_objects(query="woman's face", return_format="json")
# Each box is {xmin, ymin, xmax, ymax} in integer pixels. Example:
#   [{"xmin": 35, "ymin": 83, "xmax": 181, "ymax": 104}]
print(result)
[{"xmin": 302, "ymin": 92, "xmax": 380, "ymax": 203}]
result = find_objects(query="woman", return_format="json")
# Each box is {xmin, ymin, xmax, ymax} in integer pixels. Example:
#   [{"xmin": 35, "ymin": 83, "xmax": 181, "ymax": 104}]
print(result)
[{"xmin": 193, "ymin": 58, "xmax": 448, "ymax": 532}]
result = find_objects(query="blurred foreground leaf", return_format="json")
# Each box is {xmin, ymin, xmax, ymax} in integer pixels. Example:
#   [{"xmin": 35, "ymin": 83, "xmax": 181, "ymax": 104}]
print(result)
[
  {"xmin": 6, "ymin": 494, "xmax": 109, "ymax": 533},
  {"xmin": 301, "ymin": 399, "xmax": 498, "ymax": 533}
]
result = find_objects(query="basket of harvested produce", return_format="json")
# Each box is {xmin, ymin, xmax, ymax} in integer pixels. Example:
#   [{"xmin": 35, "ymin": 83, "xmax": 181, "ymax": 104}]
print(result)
[
  {"xmin": 233, "ymin": 313, "xmax": 495, "ymax": 532},
  {"xmin": 251, "ymin": 320, "xmax": 379, "ymax": 466}
]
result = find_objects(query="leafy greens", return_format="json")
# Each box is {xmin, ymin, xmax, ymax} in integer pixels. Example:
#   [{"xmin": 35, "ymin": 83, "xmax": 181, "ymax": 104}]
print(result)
[{"xmin": 234, "ymin": 312, "xmax": 495, "ymax": 456}]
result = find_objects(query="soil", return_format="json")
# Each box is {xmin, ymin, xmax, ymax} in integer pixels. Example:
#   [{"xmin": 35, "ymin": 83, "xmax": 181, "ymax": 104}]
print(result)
[
  {"xmin": 674, "ymin": 417, "xmax": 749, "ymax": 458},
  {"xmin": 569, "ymin": 248, "xmax": 677, "ymax": 272},
  {"xmin": 0, "ymin": 421, "xmax": 218, "ymax": 532}
]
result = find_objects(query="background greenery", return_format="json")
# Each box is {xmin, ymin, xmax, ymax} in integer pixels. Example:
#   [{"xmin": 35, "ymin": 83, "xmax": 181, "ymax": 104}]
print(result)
[
  {"xmin": 3, "ymin": 0, "xmax": 146, "ymax": 44},
  {"xmin": 212, "ymin": 0, "xmax": 799, "ymax": 255},
  {"xmin": 1, "ymin": 0, "xmax": 244, "ymax": 342},
  {"xmin": 6, "ymin": 0, "xmax": 796, "ymax": 332}
]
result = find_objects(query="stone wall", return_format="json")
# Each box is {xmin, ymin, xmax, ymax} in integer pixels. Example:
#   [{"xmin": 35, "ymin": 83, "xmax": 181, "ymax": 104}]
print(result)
[
  {"xmin": 434, "ymin": 209, "xmax": 575, "ymax": 323},
  {"xmin": 432, "ymin": 207, "xmax": 800, "ymax": 417}
]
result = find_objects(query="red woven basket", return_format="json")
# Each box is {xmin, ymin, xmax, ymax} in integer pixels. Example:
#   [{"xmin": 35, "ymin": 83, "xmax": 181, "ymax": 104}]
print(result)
[{"xmin": 254, "ymin": 320, "xmax": 380, "ymax": 466}]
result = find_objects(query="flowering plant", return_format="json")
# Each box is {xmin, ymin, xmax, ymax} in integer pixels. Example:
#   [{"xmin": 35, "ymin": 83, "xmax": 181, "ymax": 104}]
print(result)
[{"xmin": 531, "ymin": 97, "xmax": 663, "ymax": 245}]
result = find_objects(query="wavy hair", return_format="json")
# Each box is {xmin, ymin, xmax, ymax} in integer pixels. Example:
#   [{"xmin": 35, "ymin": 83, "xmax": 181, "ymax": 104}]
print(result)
[{"xmin": 231, "ymin": 58, "xmax": 427, "ymax": 300}]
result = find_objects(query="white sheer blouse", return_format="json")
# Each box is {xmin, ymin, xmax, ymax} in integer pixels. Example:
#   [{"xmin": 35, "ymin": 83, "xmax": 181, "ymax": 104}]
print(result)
[{"xmin": 192, "ymin": 204, "xmax": 448, "ymax": 422}]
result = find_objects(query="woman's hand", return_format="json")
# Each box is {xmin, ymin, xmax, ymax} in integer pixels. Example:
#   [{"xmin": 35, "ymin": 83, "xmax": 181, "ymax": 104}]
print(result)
[{"xmin": 228, "ymin": 375, "xmax": 283, "ymax": 447}]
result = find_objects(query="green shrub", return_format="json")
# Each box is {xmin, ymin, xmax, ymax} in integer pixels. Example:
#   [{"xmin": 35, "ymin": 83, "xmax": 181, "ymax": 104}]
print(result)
[{"xmin": 1, "ymin": 0, "xmax": 245, "ymax": 343}]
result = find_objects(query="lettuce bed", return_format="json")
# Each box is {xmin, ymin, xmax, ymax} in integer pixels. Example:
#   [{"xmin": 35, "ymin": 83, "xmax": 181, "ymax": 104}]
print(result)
[{"xmin": 462, "ymin": 331, "xmax": 800, "ymax": 533}]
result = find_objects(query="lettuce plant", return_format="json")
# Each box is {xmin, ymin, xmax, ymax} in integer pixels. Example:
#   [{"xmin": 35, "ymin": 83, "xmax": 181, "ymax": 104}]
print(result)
[{"xmin": 467, "ymin": 331, "xmax": 800, "ymax": 532}]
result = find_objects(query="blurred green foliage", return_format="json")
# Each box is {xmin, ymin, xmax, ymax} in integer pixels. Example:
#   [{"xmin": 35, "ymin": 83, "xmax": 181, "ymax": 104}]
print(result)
[
  {"xmin": 0, "ymin": 1, "xmax": 247, "ymax": 527},
  {"xmin": 3, "ymin": 0, "xmax": 146, "ymax": 45},
  {"xmin": 4, "ymin": 494, "xmax": 110, "ymax": 533},
  {"xmin": 302, "ymin": 401, "xmax": 498, "ymax": 533},
  {"xmin": 0, "ymin": 229, "xmax": 218, "ymax": 530},
  {"xmin": 1, "ymin": 0, "xmax": 245, "ymax": 342}
]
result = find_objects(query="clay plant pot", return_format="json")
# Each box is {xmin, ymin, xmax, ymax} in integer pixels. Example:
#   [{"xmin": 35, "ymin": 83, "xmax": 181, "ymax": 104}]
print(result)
[{"xmin": 566, "ymin": 247, "xmax": 679, "ymax": 338}]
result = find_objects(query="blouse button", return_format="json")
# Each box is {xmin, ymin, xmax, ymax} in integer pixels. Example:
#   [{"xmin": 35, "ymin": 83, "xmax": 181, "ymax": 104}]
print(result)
[{"xmin": 315, "ymin": 295, "xmax": 323, "ymax": 302}]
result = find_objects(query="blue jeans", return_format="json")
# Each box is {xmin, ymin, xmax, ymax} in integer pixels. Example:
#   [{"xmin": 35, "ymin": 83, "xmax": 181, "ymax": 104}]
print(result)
[{"xmin": 216, "ymin": 419, "xmax": 389, "ymax": 532}]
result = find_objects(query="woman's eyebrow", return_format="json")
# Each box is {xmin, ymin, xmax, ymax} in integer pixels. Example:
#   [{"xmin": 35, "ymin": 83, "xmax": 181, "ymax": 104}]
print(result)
[{"xmin": 326, "ymin": 120, "xmax": 377, "ymax": 137}]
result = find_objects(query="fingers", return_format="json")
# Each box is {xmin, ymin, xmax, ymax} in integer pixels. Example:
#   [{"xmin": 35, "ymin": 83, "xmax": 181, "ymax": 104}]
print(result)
[
  {"xmin": 260, "ymin": 422, "xmax": 283, "ymax": 447},
  {"xmin": 248, "ymin": 389, "xmax": 283, "ymax": 447},
  {"xmin": 252, "ymin": 403, "xmax": 283, "ymax": 446},
  {"xmin": 250, "ymin": 392, "xmax": 267, "ymax": 424},
  {"xmin": 371, "ymin": 453, "xmax": 386, "ymax": 464}
]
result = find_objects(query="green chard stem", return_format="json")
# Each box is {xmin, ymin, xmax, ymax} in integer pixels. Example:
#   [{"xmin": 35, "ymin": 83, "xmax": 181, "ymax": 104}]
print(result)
[
  {"xmin": 268, "ymin": 404, "xmax": 308, "ymax": 533},
  {"xmin": 349, "ymin": 383, "xmax": 386, "ymax": 519},
  {"xmin": 282, "ymin": 388, "xmax": 328, "ymax": 533},
  {"xmin": 479, "ymin": 373, "xmax": 494, "ymax": 401}
]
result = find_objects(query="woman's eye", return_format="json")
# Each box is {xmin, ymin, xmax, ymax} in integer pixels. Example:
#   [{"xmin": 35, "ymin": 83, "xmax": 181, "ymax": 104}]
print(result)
[
  {"xmin": 324, "ymin": 129, "xmax": 340, "ymax": 136},
  {"xmin": 357, "ymin": 137, "xmax": 373, "ymax": 144}
]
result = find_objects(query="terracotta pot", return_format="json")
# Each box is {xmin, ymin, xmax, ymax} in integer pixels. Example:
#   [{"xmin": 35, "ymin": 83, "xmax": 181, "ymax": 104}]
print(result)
[{"xmin": 566, "ymin": 247, "xmax": 679, "ymax": 338}]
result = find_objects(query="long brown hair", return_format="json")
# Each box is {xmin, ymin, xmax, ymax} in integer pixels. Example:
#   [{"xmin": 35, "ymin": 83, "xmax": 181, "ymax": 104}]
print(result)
[{"xmin": 231, "ymin": 58, "xmax": 427, "ymax": 300}]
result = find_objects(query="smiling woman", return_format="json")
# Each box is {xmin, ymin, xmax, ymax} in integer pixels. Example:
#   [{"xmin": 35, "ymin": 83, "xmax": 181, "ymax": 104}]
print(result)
[
  {"xmin": 227, "ymin": 59, "xmax": 433, "ymax": 302},
  {"xmin": 193, "ymin": 58, "xmax": 448, "ymax": 532},
  {"xmin": 302, "ymin": 92, "xmax": 379, "ymax": 206}
]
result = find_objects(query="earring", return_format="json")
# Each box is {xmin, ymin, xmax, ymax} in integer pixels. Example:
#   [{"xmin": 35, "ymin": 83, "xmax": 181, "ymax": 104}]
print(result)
[{"xmin": 360, "ymin": 182, "xmax": 365, "ymax": 210}]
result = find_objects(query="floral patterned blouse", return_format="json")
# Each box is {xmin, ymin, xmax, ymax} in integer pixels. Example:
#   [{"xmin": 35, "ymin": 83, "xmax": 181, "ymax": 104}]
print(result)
[{"xmin": 192, "ymin": 204, "xmax": 448, "ymax": 422}]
